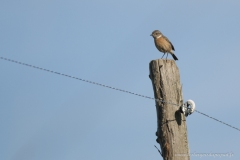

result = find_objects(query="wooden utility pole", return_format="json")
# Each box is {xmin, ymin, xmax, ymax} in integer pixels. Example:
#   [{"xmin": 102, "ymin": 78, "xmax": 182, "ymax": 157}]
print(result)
[{"xmin": 149, "ymin": 59, "xmax": 190, "ymax": 160}]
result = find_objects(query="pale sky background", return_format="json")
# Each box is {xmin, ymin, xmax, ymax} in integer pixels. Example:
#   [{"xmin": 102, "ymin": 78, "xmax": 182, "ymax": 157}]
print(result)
[{"xmin": 1, "ymin": 1, "xmax": 240, "ymax": 160}]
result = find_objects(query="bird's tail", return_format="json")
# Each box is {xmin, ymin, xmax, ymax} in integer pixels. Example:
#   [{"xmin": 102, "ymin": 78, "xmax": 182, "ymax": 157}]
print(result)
[{"xmin": 171, "ymin": 54, "xmax": 178, "ymax": 61}]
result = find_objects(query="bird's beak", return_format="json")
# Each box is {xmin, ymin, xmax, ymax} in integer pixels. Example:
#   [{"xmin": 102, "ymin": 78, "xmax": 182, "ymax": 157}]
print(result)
[{"xmin": 150, "ymin": 34, "xmax": 152, "ymax": 36}]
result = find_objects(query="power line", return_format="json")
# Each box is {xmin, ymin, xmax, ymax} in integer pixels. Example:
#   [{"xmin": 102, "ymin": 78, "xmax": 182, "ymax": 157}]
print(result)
[
  {"xmin": 0, "ymin": 57, "xmax": 176, "ymax": 105},
  {"xmin": 195, "ymin": 110, "xmax": 240, "ymax": 131},
  {"xmin": 0, "ymin": 56, "xmax": 239, "ymax": 132}
]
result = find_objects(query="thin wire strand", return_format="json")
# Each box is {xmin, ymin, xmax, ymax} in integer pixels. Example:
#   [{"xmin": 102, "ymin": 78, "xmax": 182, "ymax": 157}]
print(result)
[
  {"xmin": 195, "ymin": 110, "xmax": 240, "ymax": 131},
  {"xmin": 0, "ymin": 57, "xmax": 173, "ymax": 104},
  {"xmin": 0, "ymin": 56, "xmax": 239, "ymax": 132}
]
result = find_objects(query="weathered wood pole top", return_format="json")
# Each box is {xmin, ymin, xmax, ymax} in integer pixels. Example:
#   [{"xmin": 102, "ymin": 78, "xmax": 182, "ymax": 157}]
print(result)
[{"xmin": 149, "ymin": 59, "xmax": 190, "ymax": 160}]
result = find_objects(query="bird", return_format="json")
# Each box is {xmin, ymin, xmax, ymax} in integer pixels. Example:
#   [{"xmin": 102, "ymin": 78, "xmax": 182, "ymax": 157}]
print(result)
[{"xmin": 150, "ymin": 30, "xmax": 178, "ymax": 61}]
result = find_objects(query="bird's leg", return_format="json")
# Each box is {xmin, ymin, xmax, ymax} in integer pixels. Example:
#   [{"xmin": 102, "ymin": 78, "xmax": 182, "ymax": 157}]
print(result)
[
  {"xmin": 166, "ymin": 53, "xmax": 168, "ymax": 60},
  {"xmin": 161, "ymin": 53, "xmax": 166, "ymax": 59}
]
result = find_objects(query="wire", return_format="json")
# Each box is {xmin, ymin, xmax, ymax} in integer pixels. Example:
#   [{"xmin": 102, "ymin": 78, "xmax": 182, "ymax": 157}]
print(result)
[
  {"xmin": 0, "ymin": 57, "xmax": 176, "ymax": 105},
  {"xmin": 0, "ymin": 56, "xmax": 239, "ymax": 132},
  {"xmin": 195, "ymin": 110, "xmax": 240, "ymax": 131}
]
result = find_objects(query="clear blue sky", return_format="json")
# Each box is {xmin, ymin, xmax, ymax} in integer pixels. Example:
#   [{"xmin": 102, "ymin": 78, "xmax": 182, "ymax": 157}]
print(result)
[{"xmin": 1, "ymin": 1, "xmax": 240, "ymax": 160}]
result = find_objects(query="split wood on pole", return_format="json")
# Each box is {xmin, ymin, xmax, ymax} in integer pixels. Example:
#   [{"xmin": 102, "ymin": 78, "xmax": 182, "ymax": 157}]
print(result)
[{"xmin": 149, "ymin": 59, "xmax": 190, "ymax": 160}]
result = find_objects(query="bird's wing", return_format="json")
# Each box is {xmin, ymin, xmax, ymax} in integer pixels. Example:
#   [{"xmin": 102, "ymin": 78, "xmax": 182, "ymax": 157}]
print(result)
[{"xmin": 163, "ymin": 36, "xmax": 175, "ymax": 51}]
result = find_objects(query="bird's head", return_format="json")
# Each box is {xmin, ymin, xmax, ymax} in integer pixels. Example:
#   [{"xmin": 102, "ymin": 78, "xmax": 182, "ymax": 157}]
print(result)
[{"xmin": 150, "ymin": 30, "xmax": 162, "ymax": 39}]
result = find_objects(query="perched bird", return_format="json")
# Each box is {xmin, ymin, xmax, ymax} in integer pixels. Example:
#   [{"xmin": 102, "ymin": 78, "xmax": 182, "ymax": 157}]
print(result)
[{"xmin": 150, "ymin": 30, "xmax": 178, "ymax": 61}]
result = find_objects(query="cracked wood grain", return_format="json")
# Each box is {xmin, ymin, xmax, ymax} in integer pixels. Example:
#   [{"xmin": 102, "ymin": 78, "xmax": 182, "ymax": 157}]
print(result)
[{"xmin": 149, "ymin": 59, "xmax": 190, "ymax": 160}]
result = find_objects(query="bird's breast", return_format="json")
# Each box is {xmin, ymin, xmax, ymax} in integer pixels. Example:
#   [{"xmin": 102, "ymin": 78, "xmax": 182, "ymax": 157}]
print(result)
[{"xmin": 154, "ymin": 37, "xmax": 171, "ymax": 52}]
